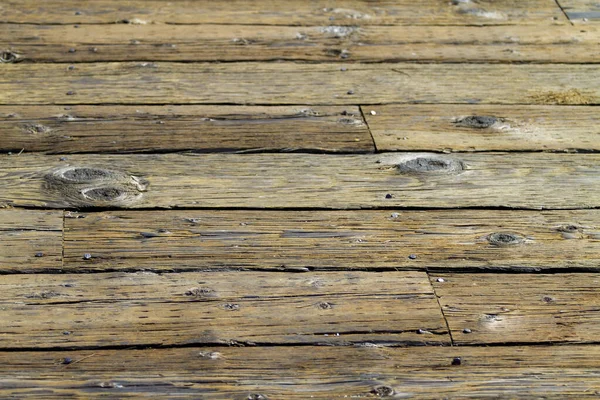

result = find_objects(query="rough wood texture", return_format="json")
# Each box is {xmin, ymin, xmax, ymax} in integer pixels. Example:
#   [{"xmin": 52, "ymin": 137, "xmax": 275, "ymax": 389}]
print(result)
[
  {"xmin": 4, "ymin": 24, "xmax": 596, "ymax": 63},
  {"xmin": 0, "ymin": 209, "xmax": 63, "ymax": 270},
  {"xmin": 0, "ymin": 0, "xmax": 565, "ymax": 25},
  {"xmin": 55, "ymin": 210, "xmax": 600, "ymax": 273},
  {"xmin": 1, "ymin": 63, "xmax": 598, "ymax": 105},
  {"xmin": 433, "ymin": 273, "xmax": 600, "ymax": 345},
  {"xmin": 0, "ymin": 105, "xmax": 372, "ymax": 154},
  {"xmin": 560, "ymin": 0, "xmax": 600, "ymax": 23},
  {"xmin": 0, "ymin": 271, "xmax": 448, "ymax": 348},
  {"xmin": 2, "ymin": 345, "xmax": 600, "ymax": 398},
  {"xmin": 364, "ymin": 104, "xmax": 600, "ymax": 152},
  {"xmin": 1, "ymin": 153, "xmax": 599, "ymax": 210}
]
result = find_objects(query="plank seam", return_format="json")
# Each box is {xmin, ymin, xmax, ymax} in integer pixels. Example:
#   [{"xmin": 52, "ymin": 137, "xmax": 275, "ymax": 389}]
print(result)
[
  {"xmin": 359, "ymin": 105, "xmax": 378, "ymax": 152},
  {"xmin": 554, "ymin": 0, "xmax": 574, "ymax": 24},
  {"xmin": 428, "ymin": 271, "xmax": 455, "ymax": 346}
]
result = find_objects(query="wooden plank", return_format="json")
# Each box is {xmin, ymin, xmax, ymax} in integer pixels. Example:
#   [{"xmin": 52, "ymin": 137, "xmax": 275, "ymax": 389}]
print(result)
[
  {"xmin": 56, "ymin": 209, "xmax": 600, "ymax": 273},
  {"xmin": 364, "ymin": 104, "xmax": 600, "ymax": 152},
  {"xmin": 0, "ymin": 152, "xmax": 599, "ymax": 210},
  {"xmin": 0, "ymin": 209, "xmax": 62, "ymax": 271},
  {"xmin": 3, "ymin": 24, "xmax": 597, "ymax": 63},
  {"xmin": 560, "ymin": 0, "xmax": 600, "ymax": 23},
  {"xmin": 1, "ymin": 63, "xmax": 598, "ymax": 105},
  {"xmin": 433, "ymin": 273, "xmax": 600, "ymax": 345},
  {"xmin": 0, "ymin": 105, "xmax": 372, "ymax": 154},
  {"xmin": 2, "ymin": 346, "xmax": 600, "ymax": 398},
  {"xmin": 0, "ymin": 271, "xmax": 448, "ymax": 348},
  {"xmin": 0, "ymin": 0, "xmax": 565, "ymax": 25}
]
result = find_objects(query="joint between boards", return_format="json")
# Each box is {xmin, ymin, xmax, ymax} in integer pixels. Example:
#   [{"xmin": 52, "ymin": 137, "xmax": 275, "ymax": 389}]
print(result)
[{"xmin": 427, "ymin": 269, "xmax": 454, "ymax": 346}]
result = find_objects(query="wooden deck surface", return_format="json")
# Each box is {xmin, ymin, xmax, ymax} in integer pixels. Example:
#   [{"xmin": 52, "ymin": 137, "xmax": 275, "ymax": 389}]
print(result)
[{"xmin": 1, "ymin": 0, "xmax": 600, "ymax": 398}]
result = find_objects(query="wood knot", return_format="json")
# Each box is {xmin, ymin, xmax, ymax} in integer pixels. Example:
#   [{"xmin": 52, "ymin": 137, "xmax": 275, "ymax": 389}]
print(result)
[
  {"xmin": 43, "ymin": 166, "xmax": 148, "ymax": 208},
  {"xmin": 371, "ymin": 386, "xmax": 395, "ymax": 397},
  {"xmin": 395, "ymin": 155, "xmax": 464, "ymax": 175},
  {"xmin": 22, "ymin": 123, "xmax": 52, "ymax": 135},
  {"xmin": 487, "ymin": 232, "xmax": 523, "ymax": 246},
  {"xmin": 0, "ymin": 50, "xmax": 21, "ymax": 63},
  {"xmin": 453, "ymin": 115, "xmax": 501, "ymax": 129}
]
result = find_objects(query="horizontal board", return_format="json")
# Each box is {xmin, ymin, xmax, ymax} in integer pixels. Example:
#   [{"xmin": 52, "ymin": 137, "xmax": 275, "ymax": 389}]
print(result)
[
  {"xmin": 57, "ymin": 209, "xmax": 600, "ymax": 273},
  {"xmin": 433, "ymin": 273, "xmax": 600, "ymax": 344},
  {"xmin": 0, "ymin": 105, "xmax": 372, "ymax": 154},
  {"xmin": 364, "ymin": 104, "xmax": 600, "ymax": 152},
  {"xmin": 0, "ymin": 209, "xmax": 63, "ymax": 271},
  {"xmin": 3, "ymin": 24, "xmax": 597, "ymax": 63},
  {"xmin": 0, "ymin": 271, "xmax": 448, "ymax": 348},
  {"xmin": 560, "ymin": 0, "xmax": 600, "ymax": 23},
  {"xmin": 0, "ymin": 153, "xmax": 599, "ymax": 210},
  {"xmin": 0, "ymin": 0, "xmax": 565, "ymax": 25},
  {"xmin": 2, "ymin": 346, "xmax": 600, "ymax": 398},
  {"xmin": 1, "ymin": 63, "xmax": 598, "ymax": 105}
]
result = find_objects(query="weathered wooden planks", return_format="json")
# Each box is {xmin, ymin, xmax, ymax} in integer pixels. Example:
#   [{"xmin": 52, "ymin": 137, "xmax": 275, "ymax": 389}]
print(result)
[
  {"xmin": 2, "ymin": 346, "xmax": 600, "ymax": 398},
  {"xmin": 0, "ymin": 209, "xmax": 63, "ymax": 271},
  {"xmin": 0, "ymin": 105, "xmax": 372, "ymax": 154},
  {"xmin": 56, "ymin": 209, "xmax": 600, "ymax": 273},
  {"xmin": 433, "ymin": 273, "xmax": 600, "ymax": 345},
  {"xmin": 0, "ymin": 271, "xmax": 448, "ymax": 348},
  {"xmin": 560, "ymin": 0, "xmax": 600, "ymax": 23},
  {"xmin": 0, "ymin": 0, "xmax": 565, "ymax": 25},
  {"xmin": 364, "ymin": 104, "xmax": 600, "ymax": 152},
  {"xmin": 3, "ymin": 24, "xmax": 597, "ymax": 63},
  {"xmin": 1, "ymin": 63, "xmax": 598, "ymax": 105},
  {"xmin": 1, "ymin": 153, "xmax": 599, "ymax": 209}
]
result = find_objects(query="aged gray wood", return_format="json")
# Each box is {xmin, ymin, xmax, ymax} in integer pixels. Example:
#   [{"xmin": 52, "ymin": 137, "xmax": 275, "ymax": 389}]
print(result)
[
  {"xmin": 364, "ymin": 104, "xmax": 600, "ymax": 152},
  {"xmin": 0, "ymin": 209, "xmax": 63, "ymax": 271},
  {"xmin": 433, "ymin": 273, "xmax": 600, "ymax": 345},
  {"xmin": 0, "ymin": 152, "xmax": 599, "ymax": 210},
  {"xmin": 3, "ymin": 24, "xmax": 596, "ymax": 63},
  {"xmin": 0, "ymin": 105, "xmax": 372, "ymax": 153},
  {"xmin": 1, "ymin": 345, "xmax": 600, "ymax": 398},
  {"xmin": 0, "ymin": 0, "xmax": 566, "ymax": 25},
  {"xmin": 55, "ymin": 209, "xmax": 600, "ymax": 273},
  {"xmin": 1, "ymin": 63, "xmax": 598, "ymax": 105},
  {"xmin": 0, "ymin": 271, "xmax": 448, "ymax": 348}
]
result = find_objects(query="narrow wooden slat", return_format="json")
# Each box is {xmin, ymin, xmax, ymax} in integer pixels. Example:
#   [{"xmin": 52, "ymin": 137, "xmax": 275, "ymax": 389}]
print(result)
[
  {"xmin": 3, "ymin": 24, "xmax": 596, "ymax": 63},
  {"xmin": 0, "ymin": 0, "xmax": 565, "ymax": 25},
  {"xmin": 364, "ymin": 104, "xmax": 600, "ymax": 152},
  {"xmin": 2, "ymin": 346, "xmax": 600, "ymax": 398},
  {"xmin": 1, "ymin": 63, "xmax": 598, "ymax": 105},
  {"xmin": 560, "ymin": 0, "xmax": 600, "ymax": 23},
  {"xmin": 0, "ymin": 105, "xmax": 372, "ymax": 154},
  {"xmin": 0, "ymin": 209, "xmax": 62, "ymax": 270},
  {"xmin": 433, "ymin": 273, "xmax": 600, "ymax": 345},
  {"xmin": 56, "ymin": 209, "xmax": 600, "ymax": 273},
  {"xmin": 0, "ymin": 153, "xmax": 598, "ymax": 210},
  {"xmin": 0, "ymin": 271, "xmax": 448, "ymax": 348}
]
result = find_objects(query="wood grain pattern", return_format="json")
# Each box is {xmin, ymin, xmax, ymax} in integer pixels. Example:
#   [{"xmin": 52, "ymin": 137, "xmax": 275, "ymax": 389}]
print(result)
[
  {"xmin": 1, "ymin": 63, "xmax": 598, "ymax": 105},
  {"xmin": 0, "ymin": 105, "xmax": 372, "ymax": 154},
  {"xmin": 364, "ymin": 104, "xmax": 600, "ymax": 152},
  {"xmin": 0, "ymin": 0, "xmax": 565, "ymax": 25},
  {"xmin": 433, "ymin": 273, "xmax": 600, "ymax": 345},
  {"xmin": 1, "ymin": 153, "xmax": 599, "ymax": 210},
  {"xmin": 56, "ymin": 209, "xmax": 600, "ymax": 273},
  {"xmin": 0, "ymin": 271, "xmax": 448, "ymax": 348},
  {"xmin": 0, "ymin": 209, "xmax": 63, "ymax": 271},
  {"xmin": 2, "ymin": 346, "xmax": 600, "ymax": 398},
  {"xmin": 3, "ymin": 24, "xmax": 596, "ymax": 63},
  {"xmin": 560, "ymin": 0, "xmax": 600, "ymax": 23}
]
